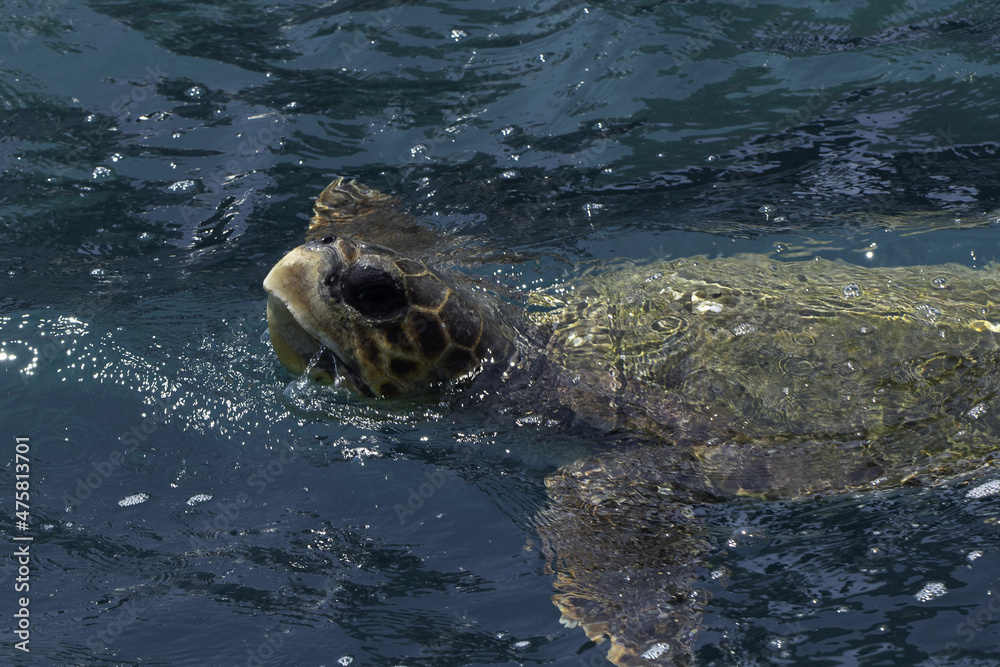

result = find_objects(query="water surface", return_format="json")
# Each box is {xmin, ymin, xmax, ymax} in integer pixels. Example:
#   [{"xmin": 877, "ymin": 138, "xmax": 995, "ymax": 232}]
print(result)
[{"xmin": 3, "ymin": 0, "xmax": 1000, "ymax": 665}]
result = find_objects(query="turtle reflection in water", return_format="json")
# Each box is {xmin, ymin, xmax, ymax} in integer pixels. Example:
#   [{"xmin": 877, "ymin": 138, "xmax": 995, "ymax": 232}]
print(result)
[{"xmin": 264, "ymin": 178, "xmax": 1000, "ymax": 665}]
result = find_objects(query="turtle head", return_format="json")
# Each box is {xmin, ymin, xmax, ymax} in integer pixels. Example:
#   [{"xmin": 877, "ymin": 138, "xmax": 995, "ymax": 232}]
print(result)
[{"xmin": 264, "ymin": 235, "xmax": 513, "ymax": 398}]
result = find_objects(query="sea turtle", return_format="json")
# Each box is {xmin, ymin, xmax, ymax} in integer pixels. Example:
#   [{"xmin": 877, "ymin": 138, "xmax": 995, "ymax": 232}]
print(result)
[{"xmin": 263, "ymin": 178, "xmax": 1000, "ymax": 665}]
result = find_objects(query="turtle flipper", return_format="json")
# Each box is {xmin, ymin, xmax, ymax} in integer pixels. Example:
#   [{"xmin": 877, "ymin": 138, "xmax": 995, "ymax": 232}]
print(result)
[{"xmin": 536, "ymin": 447, "xmax": 714, "ymax": 666}]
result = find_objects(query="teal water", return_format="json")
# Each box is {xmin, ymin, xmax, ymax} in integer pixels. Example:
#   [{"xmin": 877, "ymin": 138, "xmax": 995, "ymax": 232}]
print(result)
[{"xmin": 3, "ymin": 0, "xmax": 1000, "ymax": 665}]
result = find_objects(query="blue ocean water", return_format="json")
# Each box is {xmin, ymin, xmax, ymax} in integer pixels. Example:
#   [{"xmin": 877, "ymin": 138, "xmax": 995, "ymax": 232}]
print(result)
[{"xmin": 3, "ymin": 0, "xmax": 1000, "ymax": 665}]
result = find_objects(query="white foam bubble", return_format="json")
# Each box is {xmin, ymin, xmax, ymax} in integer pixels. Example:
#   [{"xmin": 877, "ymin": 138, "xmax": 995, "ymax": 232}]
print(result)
[
  {"xmin": 118, "ymin": 493, "xmax": 149, "ymax": 507},
  {"xmin": 641, "ymin": 643, "xmax": 671, "ymax": 660},
  {"xmin": 186, "ymin": 494, "xmax": 213, "ymax": 506},
  {"xmin": 915, "ymin": 581, "xmax": 947, "ymax": 602},
  {"xmin": 966, "ymin": 480, "xmax": 1000, "ymax": 499}
]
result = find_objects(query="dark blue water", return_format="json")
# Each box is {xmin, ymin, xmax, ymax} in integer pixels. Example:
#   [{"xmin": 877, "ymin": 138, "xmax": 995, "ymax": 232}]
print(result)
[{"xmin": 3, "ymin": 1, "xmax": 1000, "ymax": 665}]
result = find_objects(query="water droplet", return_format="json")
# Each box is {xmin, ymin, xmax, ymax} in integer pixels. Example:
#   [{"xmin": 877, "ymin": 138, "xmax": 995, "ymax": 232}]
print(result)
[
  {"xmin": 842, "ymin": 283, "xmax": 862, "ymax": 298},
  {"xmin": 706, "ymin": 154, "xmax": 719, "ymax": 162},
  {"xmin": 932, "ymin": 277, "xmax": 947, "ymax": 289},
  {"xmin": 726, "ymin": 527, "xmax": 767, "ymax": 549},
  {"xmin": 92, "ymin": 165, "xmax": 112, "ymax": 179},
  {"xmin": 966, "ymin": 403, "xmax": 989, "ymax": 420},
  {"xmin": 914, "ymin": 303, "xmax": 942, "ymax": 323},
  {"xmin": 500, "ymin": 170, "xmax": 520, "ymax": 179},
  {"xmin": 759, "ymin": 204, "xmax": 777, "ymax": 214},
  {"xmin": 858, "ymin": 325, "xmax": 873, "ymax": 335},
  {"xmin": 185, "ymin": 85, "xmax": 205, "ymax": 99},
  {"xmin": 449, "ymin": 29, "xmax": 467, "ymax": 40}
]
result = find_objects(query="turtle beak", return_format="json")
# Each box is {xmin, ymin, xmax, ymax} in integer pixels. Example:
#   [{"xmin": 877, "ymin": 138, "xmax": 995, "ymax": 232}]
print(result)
[
  {"xmin": 263, "ymin": 247, "xmax": 370, "ymax": 394},
  {"xmin": 263, "ymin": 247, "xmax": 327, "ymax": 372},
  {"xmin": 264, "ymin": 292, "xmax": 323, "ymax": 376}
]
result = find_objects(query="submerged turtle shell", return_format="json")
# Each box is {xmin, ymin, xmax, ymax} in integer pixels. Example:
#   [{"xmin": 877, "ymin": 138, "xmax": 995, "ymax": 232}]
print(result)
[
  {"xmin": 265, "ymin": 180, "xmax": 1000, "ymax": 666},
  {"xmin": 529, "ymin": 254, "xmax": 1000, "ymax": 494},
  {"xmin": 528, "ymin": 256, "xmax": 1000, "ymax": 664}
]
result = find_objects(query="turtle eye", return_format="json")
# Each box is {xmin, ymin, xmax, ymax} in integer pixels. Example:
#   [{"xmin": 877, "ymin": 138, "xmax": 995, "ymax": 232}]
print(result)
[{"xmin": 342, "ymin": 265, "xmax": 409, "ymax": 319}]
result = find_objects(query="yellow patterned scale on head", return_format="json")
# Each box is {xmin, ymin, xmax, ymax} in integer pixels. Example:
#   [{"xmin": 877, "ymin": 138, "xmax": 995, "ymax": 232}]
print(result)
[{"xmin": 264, "ymin": 179, "xmax": 512, "ymax": 398}]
